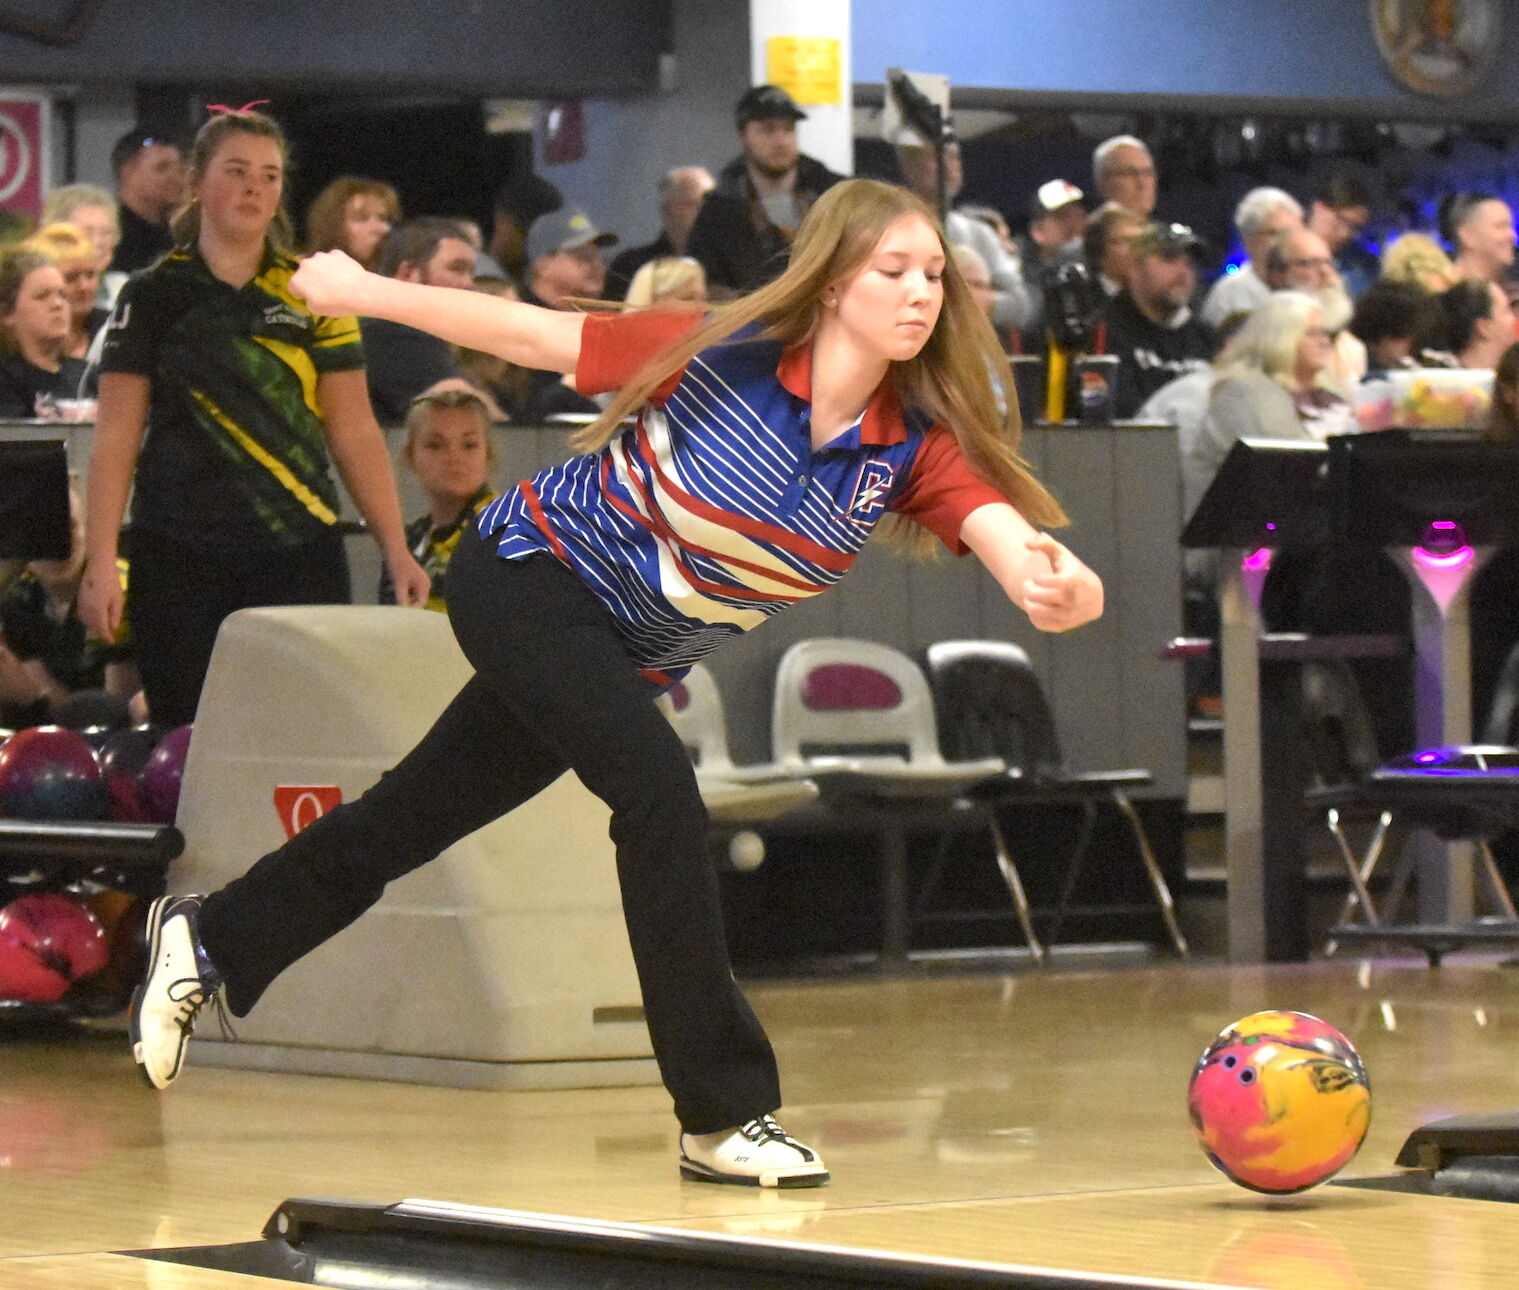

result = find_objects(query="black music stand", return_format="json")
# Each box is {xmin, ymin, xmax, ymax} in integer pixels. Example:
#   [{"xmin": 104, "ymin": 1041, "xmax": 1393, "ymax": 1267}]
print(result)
[
  {"xmin": 0, "ymin": 439, "xmax": 70, "ymax": 561},
  {"xmin": 1182, "ymin": 439, "xmax": 1330, "ymax": 961},
  {"xmin": 1326, "ymin": 429, "xmax": 1519, "ymax": 934}
]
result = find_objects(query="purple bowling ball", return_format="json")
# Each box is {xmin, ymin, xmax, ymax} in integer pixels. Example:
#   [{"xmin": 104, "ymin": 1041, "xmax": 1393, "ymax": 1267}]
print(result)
[
  {"xmin": 0, "ymin": 726, "xmax": 106, "ymax": 821},
  {"xmin": 140, "ymin": 724, "xmax": 192, "ymax": 823},
  {"xmin": 97, "ymin": 726, "xmax": 160, "ymax": 823}
]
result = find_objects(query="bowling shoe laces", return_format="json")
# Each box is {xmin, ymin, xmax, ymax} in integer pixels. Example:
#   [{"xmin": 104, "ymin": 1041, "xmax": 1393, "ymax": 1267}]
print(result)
[
  {"xmin": 679, "ymin": 1115, "xmax": 830, "ymax": 1188},
  {"xmin": 130, "ymin": 894, "xmax": 230, "ymax": 1090}
]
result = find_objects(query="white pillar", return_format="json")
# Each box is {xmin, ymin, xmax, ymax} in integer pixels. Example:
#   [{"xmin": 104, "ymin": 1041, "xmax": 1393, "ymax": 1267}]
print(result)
[{"xmin": 748, "ymin": 0, "xmax": 852, "ymax": 176}]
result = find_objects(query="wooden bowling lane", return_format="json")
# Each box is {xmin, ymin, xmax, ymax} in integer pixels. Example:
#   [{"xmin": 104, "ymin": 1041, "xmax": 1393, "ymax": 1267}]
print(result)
[
  {"xmin": 668, "ymin": 1180, "xmax": 1518, "ymax": 1288},
  {"xmin": 3, "ymin": 955, "xmax": 1519, "ymax": 1288}
]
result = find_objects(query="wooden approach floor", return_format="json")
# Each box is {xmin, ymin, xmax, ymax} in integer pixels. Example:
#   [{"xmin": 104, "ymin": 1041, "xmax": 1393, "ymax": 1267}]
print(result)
[{"xmin": 3, "ymin": 953, "xmax": 1519, "ymax": 1288}]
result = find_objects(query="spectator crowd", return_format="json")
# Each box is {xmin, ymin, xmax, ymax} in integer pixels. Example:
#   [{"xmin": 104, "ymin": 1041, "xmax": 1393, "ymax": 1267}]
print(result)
[{"xmin": 4, "ymin": 84, "xmax": 1519, "ymax": 732}]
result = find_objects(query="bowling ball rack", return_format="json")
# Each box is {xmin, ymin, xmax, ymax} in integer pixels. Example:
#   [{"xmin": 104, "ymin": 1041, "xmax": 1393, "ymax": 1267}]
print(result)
[{"xmin": 0, "ymin": 818, "xmax": 181, "ymax": 1019}]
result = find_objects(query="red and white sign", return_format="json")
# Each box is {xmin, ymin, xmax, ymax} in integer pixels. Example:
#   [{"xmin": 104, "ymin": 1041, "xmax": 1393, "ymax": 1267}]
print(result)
[
  {"xmin": 0, "ymin": 95, "xmax": 49, "ymax": 223},
  {"xmin": 273, "ymin": 785, "xmax": 343, "ymax": 839}
]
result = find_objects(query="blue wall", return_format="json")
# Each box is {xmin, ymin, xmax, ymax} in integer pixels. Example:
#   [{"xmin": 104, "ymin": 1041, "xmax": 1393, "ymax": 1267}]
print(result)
[{"xmin": 852, "ymin": 0, "xmax": 1519, "ymax": 112}]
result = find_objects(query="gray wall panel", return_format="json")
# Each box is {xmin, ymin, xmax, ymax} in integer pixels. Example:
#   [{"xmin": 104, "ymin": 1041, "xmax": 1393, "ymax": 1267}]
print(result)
[{"xmin": 6, "ymin": 419, "xmax": 1184, "ymax": 794}]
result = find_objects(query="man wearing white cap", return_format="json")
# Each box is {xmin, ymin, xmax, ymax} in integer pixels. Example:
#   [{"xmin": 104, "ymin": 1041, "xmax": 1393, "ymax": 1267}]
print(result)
[{"xmin": 1016, "ymin": 179, "xmax": 1087, "ymax": 280}]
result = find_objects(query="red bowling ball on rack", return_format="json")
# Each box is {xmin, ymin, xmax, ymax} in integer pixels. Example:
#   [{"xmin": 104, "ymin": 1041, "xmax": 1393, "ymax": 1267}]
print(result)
[{"xmin": 0, "ymin": 893, "xmax": 110, "ymax": 1003}]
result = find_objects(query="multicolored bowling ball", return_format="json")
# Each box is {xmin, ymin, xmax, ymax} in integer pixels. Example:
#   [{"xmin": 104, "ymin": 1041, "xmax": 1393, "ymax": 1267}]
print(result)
[
  {"xmin": 1188, "ymin": 1010, "xmax": 1371, "ymax": 1194},
  {"xmin": 140, "ymin": 724, "xmax": 192, "ymax": 823},
  {"xmin": 0, "ymin": 893, "xmax": 109, "ymax": 1003},
  {"xmin": 0, "ymin": 725, "xmax": 106, "ymax": 820}
]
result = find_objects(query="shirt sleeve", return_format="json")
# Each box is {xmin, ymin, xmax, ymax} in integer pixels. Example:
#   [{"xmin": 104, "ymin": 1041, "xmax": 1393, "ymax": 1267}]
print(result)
[
  {"xmin": 312, "ymin": 311, "xmax": 366, "ymax": 372},
  {"xmin": 97, "ymin": 275, "xmax": 159, "ymax": 377},
  {"xmin": 890, "ymin": 425, "xmax": 1009, "ymax": 555},
  {"xmin": 574, "ymin": 308, "xmax": 704, "ymax": 404}
]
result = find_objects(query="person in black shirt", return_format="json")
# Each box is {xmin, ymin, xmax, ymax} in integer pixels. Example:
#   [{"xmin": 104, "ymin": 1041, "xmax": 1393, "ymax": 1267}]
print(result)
[
  {"xmin": 1103, "ymin": 223, "xmax": 1215, "ymax": 418},
  {"xmin": 686, "ymin": 85, "xmax": 843, "ymax": 297},
  {"xmin": 107, "ymin": 127, "xmax": 185, "ymax": 275},
  {"xmin": 79, "ymin": 107, "xmax": 428, "ymax": 726},
  {"xmin": 605, "ymin": 167, "xmax": 713, "ymax": 299},
  {"xmin": 361, "ymin": 218, "xmax": 477, "ymax": 424},
  {"xmin": 516, "ymin": 207, "xmax": 617, "ymax": 420},
  {"xmin": 0, "ymin": 489, "xmax": 138, "ymax": 729},
  {"xmin": 0, "ymin": 248, "xmax": 88, "ymax": 417}
]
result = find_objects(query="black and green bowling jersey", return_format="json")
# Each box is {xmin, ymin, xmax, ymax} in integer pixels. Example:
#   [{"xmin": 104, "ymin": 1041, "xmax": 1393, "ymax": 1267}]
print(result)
[{"xmin": 100, "ymin": 245, "xmax": 365, "ymax": 550}]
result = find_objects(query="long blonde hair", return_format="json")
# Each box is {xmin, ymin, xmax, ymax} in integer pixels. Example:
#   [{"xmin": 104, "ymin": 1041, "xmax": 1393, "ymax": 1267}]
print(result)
[{"xmin": 575, "ymin": 178, "xmax": 1066, "ymax": 546}]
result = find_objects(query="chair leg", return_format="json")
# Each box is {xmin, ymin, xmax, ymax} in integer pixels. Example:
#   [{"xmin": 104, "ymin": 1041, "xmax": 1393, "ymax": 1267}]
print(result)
[
  {"xmin": 911, "ymin": 822, "xmax": 959, "ymax": 922},
  {"xmin": 877, "ymin": 820, "xmax": 911, "ymax": 969},
  {"xmin": 1325, "ymin": 811, "xmax": 1393, "ymax": 957},
  {"xmin": 983, "ymin": 809, "xmax": 1045, "ymax": 963},
  {"xmin": 1111, "ymin": 790, "xmax": 1189, "ymax": 957},
  {"xmin": 1323, "ymin": 809, "xmax": 1385, "ymax": 939},
  {"xmin": 1045, "ymin": 801, "xmax": 1099, "ymax": 948},
  {"xmin": 1477, "ymin": 841, "xmax": 1519, "ymax": 920},
  {"xmin": 1379, "ymin": 832, "xmax": 1419, "ymax": 924}
]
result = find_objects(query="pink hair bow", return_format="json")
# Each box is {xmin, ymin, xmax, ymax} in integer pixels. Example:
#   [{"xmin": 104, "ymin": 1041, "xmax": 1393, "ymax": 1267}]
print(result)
[{"xmin": 205, "ymin": 99, "xmax": 270, "ymax": 116}]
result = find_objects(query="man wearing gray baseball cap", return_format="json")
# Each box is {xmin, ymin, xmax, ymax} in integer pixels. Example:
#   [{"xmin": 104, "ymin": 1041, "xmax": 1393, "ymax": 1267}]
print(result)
[{"xmin": 523, "ymin": 206, "xmax": 618, "ymax": 311}]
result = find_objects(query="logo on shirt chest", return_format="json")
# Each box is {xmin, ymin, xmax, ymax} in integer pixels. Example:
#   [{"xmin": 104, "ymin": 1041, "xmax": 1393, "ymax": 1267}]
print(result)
[
  {"xmin": 839, "ymin": 458, "xmax": 896, "ymax": 526},
  {"xmin": 261, "ymin": 303, "xmax": 309, "ymax": 331}
]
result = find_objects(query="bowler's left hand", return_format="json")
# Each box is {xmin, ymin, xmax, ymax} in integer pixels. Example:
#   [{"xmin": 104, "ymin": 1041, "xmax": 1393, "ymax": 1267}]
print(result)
[{"xmin": 1021, "ymin": 533, "xmax": 1103, "ymax": 632}]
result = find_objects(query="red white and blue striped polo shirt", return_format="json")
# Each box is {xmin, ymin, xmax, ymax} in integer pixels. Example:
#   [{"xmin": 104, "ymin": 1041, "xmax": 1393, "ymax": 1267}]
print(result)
[{"xmin": 476, "ymin": 309, "xmax": 1006, "ymax": 684}]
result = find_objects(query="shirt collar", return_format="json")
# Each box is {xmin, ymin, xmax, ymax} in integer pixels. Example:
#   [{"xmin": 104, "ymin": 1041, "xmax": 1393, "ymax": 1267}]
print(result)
[{"xmin": 775, "ymin": 341, "xmax": 908, "ymax": 446}]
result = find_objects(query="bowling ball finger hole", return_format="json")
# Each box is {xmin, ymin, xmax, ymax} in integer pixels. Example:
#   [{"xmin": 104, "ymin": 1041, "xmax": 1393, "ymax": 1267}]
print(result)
[
  {"xmin": 1238, "ymin": 1068, "xmax": 1256, "ymax": 1084},
  {"xmin": 1222, "ymin": 1054, "xmax": 1238, "ymax": 1069}
]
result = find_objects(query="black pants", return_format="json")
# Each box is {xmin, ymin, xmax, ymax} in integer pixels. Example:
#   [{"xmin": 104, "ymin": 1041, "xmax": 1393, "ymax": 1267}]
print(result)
[
  {"xmin": 129, "ymin": 529, "xmax": 351, "ymax": 728},
  {"xmin": 197, "ymin": 525, "xmax": 781, "ymax": 1133}
]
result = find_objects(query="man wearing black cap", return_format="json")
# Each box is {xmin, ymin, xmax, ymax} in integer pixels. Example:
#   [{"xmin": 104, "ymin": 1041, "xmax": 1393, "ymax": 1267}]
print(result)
[
  {"xmin": 1101, "ymin": 222, "xmax": 1216, "ymax": 418},
  {"xmin": 685, "ymin": 84, "xmax": 844, "ymax": 296}
]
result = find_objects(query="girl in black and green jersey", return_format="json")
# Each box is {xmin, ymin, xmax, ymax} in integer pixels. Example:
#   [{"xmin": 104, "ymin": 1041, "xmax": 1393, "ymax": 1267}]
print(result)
[{"xmin": 79, "ymin": 108, "xmax": 429, "ymax": 726}]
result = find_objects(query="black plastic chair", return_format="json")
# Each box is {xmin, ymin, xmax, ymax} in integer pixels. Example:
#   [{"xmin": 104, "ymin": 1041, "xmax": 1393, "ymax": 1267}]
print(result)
[
  {"xmin": 1303, "ymin": 656, "xmax": 1519, "ymax": 949},
  {"xmin": 922, "ymin": 639, "xmax": 1188, "ymax": 961}
]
